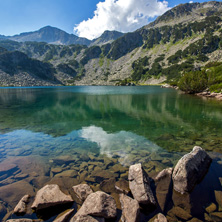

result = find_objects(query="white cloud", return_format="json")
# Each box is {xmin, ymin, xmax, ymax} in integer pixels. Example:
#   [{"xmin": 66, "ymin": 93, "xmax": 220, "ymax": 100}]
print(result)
[
  {"xmin": 74, "ymin": 0, "xmax": 170, "ymax": 40},
  {"xmin": 189, "ymin": 1, "xmax": 193, "ymax": 3}
]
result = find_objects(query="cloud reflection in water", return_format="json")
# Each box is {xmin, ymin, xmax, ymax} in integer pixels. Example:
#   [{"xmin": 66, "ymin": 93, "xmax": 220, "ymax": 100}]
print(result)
[{"xmin": 80, "ymin": 125, "xmax": 161, "ymax": 165}]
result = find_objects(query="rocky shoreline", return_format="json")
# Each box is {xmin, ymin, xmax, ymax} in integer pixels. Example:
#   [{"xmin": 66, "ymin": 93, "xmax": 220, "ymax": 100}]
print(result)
[
  {"xmin": 161, "ymin": 84, "xmax": 222, "ymax": 101},
  {"xmin": 3, "ymin": 146, "xmax": 222, "ymax": 222}
]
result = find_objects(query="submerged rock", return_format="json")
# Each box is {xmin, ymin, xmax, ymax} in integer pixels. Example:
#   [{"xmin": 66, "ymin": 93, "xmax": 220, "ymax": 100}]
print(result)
[
  {"xmin": 100, "ymin": 178, "xmax": 116, "ymax": 193},
  {"xmin": 115, "ymin": 179, "xmax": 130, "ymax": 194},
  {"xmin": 119, "ymin": 193, "xmax": 140, "ymax": 222},
  {"xmin": 210, "ymin": 212, "xmax": 222, "ymax": 221},
  {"xmin": 0, "ymin": 181, "xmax": 35, "ymax": 208},
  {"xmin": 31, "ymin": 184, "xmax": 73, "ymax": 211},
  {"xmin": 215, "ymin": 190, "xmax": 222, "ymax": 209},
  {"xmin": 73, "ymin": 184, "xmax": 93, "ymax": 202},
  {"xmin": 53, "ymin": 209, "xmax": 74, "ymax": 222},
  {"xmin": 205, "ymin": 203, "xmax": 217, "ymax": 213},
  {"xmin": 172, "ymin": 146, "xmax": 212, "ymax": 194},
  {"xmin": 168, "ymin": 206, "xmax": 192, "ymax": 221},
  {"xmin": 0, "ymin": 163, "xmax": 18, "ymax": 176},
  {"xmin": 55, "ymin": 170, "xmax": 78, "ymax": 178},
  {"xmin": 75, "ymin": 191, "xmax": 117, "ymax": 218},
  {"xmin": 14, "ymin": 194, "xmax": 30, "ymax": 214},
  {"xmin": 128, "ymin": 163, "xmax": 156, "ymax": 205}
]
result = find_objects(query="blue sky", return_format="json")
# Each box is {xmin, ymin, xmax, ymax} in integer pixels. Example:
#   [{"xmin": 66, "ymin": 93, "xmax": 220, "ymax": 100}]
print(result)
[{"xmin": 0, "ymin": 0, "xmax": 219, "ymax": 39}]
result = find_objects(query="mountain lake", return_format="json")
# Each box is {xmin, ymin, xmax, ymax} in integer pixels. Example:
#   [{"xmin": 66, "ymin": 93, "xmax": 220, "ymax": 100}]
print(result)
[{"xmin": 0, "ymin": 85, "xmax": 222, "ymax": 221}]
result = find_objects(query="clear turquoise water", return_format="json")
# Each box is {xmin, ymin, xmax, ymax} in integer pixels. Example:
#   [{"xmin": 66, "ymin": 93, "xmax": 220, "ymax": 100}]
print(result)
[
  {"xmin": 0, "ymin": 86, "xmax": 222, "ymax": 159},
  {"xmin": 0, "ymin": 86, "xmax": 222, "ymax": 221}
]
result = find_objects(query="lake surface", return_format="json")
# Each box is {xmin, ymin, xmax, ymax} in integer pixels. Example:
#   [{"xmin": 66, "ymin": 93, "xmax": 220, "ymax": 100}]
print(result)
[{"xmin": 0, "ymin": 86, "xmax": 222, "ymax": 221}]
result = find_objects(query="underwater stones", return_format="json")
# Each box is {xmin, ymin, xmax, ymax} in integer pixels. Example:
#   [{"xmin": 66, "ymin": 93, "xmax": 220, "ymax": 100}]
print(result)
[
  {"xmin": 14, "ymin": 173, "xmax": 28, "ymax": 180},
  {"xmin": 91, "ymin": 170, "xmax": 118, "ymax": 183},
  {"xmin": 79, "ymin": 171, "xmax": 89, "ymax": 182},
  {"xmin": 128, "ymin": 163, "xmax": 156, "ymax": 205},
  {"xmin": 206, "ymin": 203, "xmax": 217, "ymax": 213},
  {"xmin": 115, "ymin": 179, "xmax": 130, "ymax": 194},
  {"xmin": 73, "ymin": 184, "xmax": 93, "ymax": 202},
  {"xmin": 219, "ymin": 177, "xmax": 222, "ymax": 187},
  {"xmin": 172, "ymin": 146, "xmax": 212, "ymax": 194},
  {"xmin": 51, "ymin": 156, "xmax": 75, "ymax": 165},
  {"xmin": 210, "ymin": 212, "xmax": 222, "ymax": 221},
  {"xmin": 31, "ymin": 184, "xmax": 73, "ymax": 211},
  {"xmin": 14, "ymin": 194, "xmax": 30, "ymax": 214},
  {"xmin": 75, "ymin": 191, "xmax": 117, "ymax": 218},
  {"xmin": 154, "ymin": 213, "xmax": 167, "ymax": 222},
  {"xmin": 0, "ymin": 180, "xmax": 35, "ymax": 208},
  {"xmin": 103, "ymin": 158, "xmax": 114, "ymax": 169},
  {"xmin": 110, "ymin": 164, "xmax": 127, "ymax": 174},
  {"xmin": 51, "ymin": 167, "xmax": 63, "ymax": 174},
  {"xmin": 168, "ymin": 206, "xmax": 192, "ymax": 221},
  {"xmin": 100, "ymin": 178, "xmax": 116, "ymax": 193},
  {"xmin": 0, "ymin": 162, "xmax": 18, "ymax": 176},
  {"xmin": 0, "ymin": 201, "xmax": 7, "ymax": 218},
  {"xmin": 119, "ymin": 193, "xmax": 140, "ymax": 222},
  {"xmin": 70, "ymin": 215, "xmax": 105, "ymax": 222},
  {"xmin": 215, "ymin": 190, "xmax": 222, "ymax": 209},
  {"xmin": 55, "ymin": 170, "xmax": 78, "ymax": 178}
]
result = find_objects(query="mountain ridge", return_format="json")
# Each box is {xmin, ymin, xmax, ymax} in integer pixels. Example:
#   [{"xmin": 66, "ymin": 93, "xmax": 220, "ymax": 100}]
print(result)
[
  {"xmin": 0, "ymin": 26, "xmax": 125, "ymax": 47},
  {"xmin": 0, "ymin": 1, "xmax": 222, "ymax": 89}
]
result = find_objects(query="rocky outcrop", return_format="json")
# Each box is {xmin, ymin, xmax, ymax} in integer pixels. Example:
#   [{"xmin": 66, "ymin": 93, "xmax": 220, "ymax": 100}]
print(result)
[
  {"xmin": 154, "ymin": 213, "xmax": 168, "ymax": 222},
  {"xmin": 14, "ymin": 195, "xmax": 30, "ymax": 214},
  {"xmin": 128, "ymin": 163, "xmax": 156, "ymax": 205},
  {"xmin": 73, "ymin": 184, "xmax": 93, "ymax": 202},
  {"xmin": 75, "ymin": 191, "xmax": 117, "ymax": 218},
  {"xmin": 31, "ymin": 184, "xmax": 73, "ymax": 210},
  {"xmin": 119, "ymin": 194, "xmax": 140, "ymax": 222},
  {"xmin": 196, "ymin": 91, "xmax": 222, "ymax": 100},
  {"xmin": 172, "ymin": 146, "xmax": 212, "ymax": 194}
]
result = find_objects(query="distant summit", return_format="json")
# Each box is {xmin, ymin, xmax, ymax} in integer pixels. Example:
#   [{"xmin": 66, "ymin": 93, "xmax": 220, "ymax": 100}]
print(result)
[
  {"xmin": 0, "ymin": 26, "xmax": 124, "ymax": 46},
  {"xmin": 90, "ymin": 30, "xmax": 124, "ymax": 46},
  {"xmin": 8, "ymin": 26, "xmax": 91, "ymax": 46}
]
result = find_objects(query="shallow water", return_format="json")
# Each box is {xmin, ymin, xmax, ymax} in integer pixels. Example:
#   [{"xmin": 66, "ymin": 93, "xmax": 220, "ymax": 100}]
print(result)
[{"xmin": 0, "ymin": 86, "xmax": 222, "ymax": 221}]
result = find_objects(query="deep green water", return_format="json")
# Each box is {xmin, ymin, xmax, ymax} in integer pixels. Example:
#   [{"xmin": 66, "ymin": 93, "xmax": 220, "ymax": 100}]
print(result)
[{"xmin": 0, "ymin": 86, "xmax": 222, "ymax": 221}]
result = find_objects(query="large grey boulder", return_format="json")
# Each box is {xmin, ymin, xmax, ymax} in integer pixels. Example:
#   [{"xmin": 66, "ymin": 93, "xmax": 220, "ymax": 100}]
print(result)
[
  {"xmin": 119, "ymin": 193, "xmax": 140, "ymax": 222},
  {"xmin": 14, "ymin": 195, "xmax": 30, "ymax": 214},
  {"xmin": 31, "ymin": 184, "xmax": 73, "ymax": 210},
  {"xmin": 73, "ymin": 184, "xmax": 93, "ymax": 202},
  {"xmin": 75, "ymin": 191, "xmax": 117, "ymax": 218},
  {"xmin": 172, "ymin": 146, "xmax": 212, "ymax": 194},
  {"xmin": 128, "ymin": 163, "xmax": 156, "ymax": 205}
]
